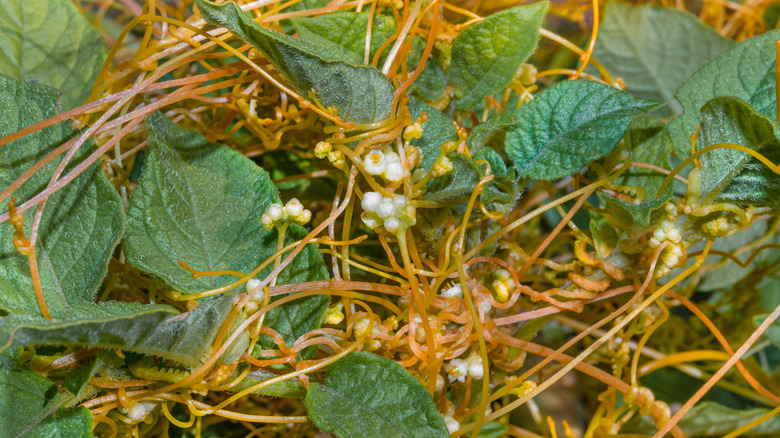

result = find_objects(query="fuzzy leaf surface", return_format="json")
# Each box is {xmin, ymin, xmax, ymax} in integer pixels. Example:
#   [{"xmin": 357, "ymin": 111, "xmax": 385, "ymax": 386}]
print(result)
[
  {"xmin": 506, "ymin": 80, "xmax": 660, "ymax": 180},
  {"xmin": 600, "ymin": 115, "xmax": 674, "ymax": 227},
  {"xmin": 0, "ymin": 0, "xmax": 107, "ymax": 110},
  {"xmin": 408, "ymin": 97, "xmax": 457, "ymax": 171},
  {"xmin": 125, "ymin": 112, "xmax": 328, "ymax": 360},
  {"xmin": 197, "ymin": 0, "xmax": 393, "ymax": 124},
  {"xmin": 669, "ymin": 31, "xmax": 778, "ymax": 156},
  {"xmin": 697, "ymin": 96, "xmax": 780, "ymax": 205},
  {"xmin": 449, "ymin": 1, "xmax": 548, "ymax": 110},
  {"xmin": 592, "ymin": 2, "xmax": 732, "ymax": 117},
  {"xmin": 0, "ymin": 362, "xmax": 92, "ymax": 438},
  {"xmin": 0, "ymin": 75, "xmax": 124, "ymax": 317},
  {"xmin": 0, "ymin": 298, "xmax": 234, "ymax": 367},
  {"xmin": 305, "ymin": 352, "xmax": 448, "ymax": 438},
  {"xmin": 292, "ymin": 11, "xmax": 396, "ymax": 65}
]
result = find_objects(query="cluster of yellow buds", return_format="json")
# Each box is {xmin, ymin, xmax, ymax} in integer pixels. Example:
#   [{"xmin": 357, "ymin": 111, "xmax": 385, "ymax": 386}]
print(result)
[
  {"xmin": 491, "ymin": 269, "xmax": 514, "ymax": 303},
  {"xmin": 314, "ymin": 141, "xmax": 345, "ymax": 167},
  {"xmin": 360, "ymin": 192, "xmax": 416, "ymax": 234},
  {"xmin": 261, "ymin": 198, "xmax": 311, "ymax": 230}
]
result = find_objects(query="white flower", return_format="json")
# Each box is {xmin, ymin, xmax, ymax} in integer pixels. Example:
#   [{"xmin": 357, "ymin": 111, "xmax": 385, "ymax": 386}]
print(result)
[
  {"xmin": 383, "ymin": 217, "xmax": 401, "ymax": 233},
  {"xmin": 261, "ymin": 214, "xmax": 274, "ymax": 230},
  {"xmin": 294, "ymin": 209, "xmax": 311, "ymax": 225},
  {"xmin": 435, "ymin": 374, "xmax": 445, "ymax": 393},
  {"xmin": 441, "ymin": 284, "xmax": 463, "ymax": 298},
  {"xmin": 267, "ymin": 203, "xmax": 285, "ymax": 222},
  {"xmin": 393, "ymin": 195, "xmax": 408, "ymax": 209},
  {"xmin": 361, "ymin": 191, "xmax": 382, "ymax": 212},
  {"xmin": 376, "ymin": 198, "xmax": 396, "ymax": 219},
  {"xmin": 447, "ymin": 358, "xmax": 468, "ymax": 383},
  {"xmin": 127, "ymin": 402, "xmax": 157, "ymax": 422},
  {"xmin": 364, "ymin": 150, "xmax": 387, "ymax": 175},
  {"xmin": 361, "ymin": 212, "xmax": 381, "ymax": 229},
  {"xmin": 384, "ymin": 161, "xmax": 405, "ymax": 182},
  {"xmin": 285, "ymin": 198, "xmax": 304, "ymax": 218},
  {"xmin": 245, "ymin": 278, "xmax": 262, "ymax": 294},
  {"xmin": 467, "ymin": 354, "xmax": 484, "ymax": 380},
  {"xmin": 444, "ymin": 416, "xmax": 460, "ymax": 434}
]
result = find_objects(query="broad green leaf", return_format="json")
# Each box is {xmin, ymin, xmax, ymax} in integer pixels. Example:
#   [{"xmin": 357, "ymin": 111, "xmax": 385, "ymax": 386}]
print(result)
[
  {"xmin": 0, "ymin": 0, "xmax": 107, "ymax": 110},
  {"xmin": 125, "ymin": 112, "xmax": 327, "ymax": 294},
  {"xmin": 693, "ymin": 218, "xmax": 780, "ymax": 292},
  {"xmin": 696, "ymin": 96, "xmax": 780, "ymax": 205},
  {"xmin": 600, "ymin": 115, "xmax": 675, "ymax": 227},
  {"xmin": 0, "ymin": 75, "xmax": 124, "ymax": 317},
  {"xmin": 505, "ymin": 80, "xmax": 660, "ymax": 180},
  {"xmin": 407, "ymin": 97, "xmax": 457, "ymax": 171},
  {"xmin": 0, "ymin": 298, "xmax": 234, "ymax": 367},
  {"xmin": 407, "ymin": 37, "xmax": 447, "ymax": 102},
  {"xmin": 305, "ymin": 352, "xmax": 448, "ymax": 438},
  {"xmin": 0, "ymin": 363, "xmax": 92, "ymax": 438},
  {"xmin": 473, "ymin": 147, "xmax": 518, "ymax": 207},
  {"xmin": 197, "ymin": 0, "xmax": 394, "ymax": 124},
  {"xmin": 627, "ymin": 401, "xmax": 780, "ymax": 437},
  {"xmin": 292, "ymin": 11, "xmax": 397, "ymax": 65},
  {"xmin": 467, "ymin": 110, "xmax": 520, "ymax": 154},
  {"xmin": 478, "ymin": 421, "xmax": 508, "ymax": 438},
  {"xmin": 61, "ymin": 357, "xmax": 99, "ymax": 398},
  {"xmin": 125, "ymin": 112, "xmax": 329, "ymax": 360},
  {"xmin": 591, "ymin": 2, "xmax": 732, "ymax": 117},
  {"xmin": 669, "ymin": 31, "xmax": 778, "ymax": 156},
  {"xmin": 449, "ymin": 1, "xmax": 548, "ymax": 110},
  {"xmin": 423, "ymin": 153, "xmax": 481, "ymax": 206}
]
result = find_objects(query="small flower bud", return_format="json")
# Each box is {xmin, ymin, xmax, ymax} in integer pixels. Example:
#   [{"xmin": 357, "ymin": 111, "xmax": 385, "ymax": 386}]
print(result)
[
  {"xmin": 361, "ymin": 191, "xmax": 382, "ymax": 212},
  {"xmin": 376, "ymin": 198, "xmax": 396, "ymax": 219},
  {"xmin": 246, "ymin": 278, "xmax": 262, "ymax": 294},
  {"xmin": 261, "ymin": 214, "xmax": 274, "ymax": 230},
  {"xmin": 384, "ymin": 217, "xmax": 401, "ymax": 233},
  {"xmin": 294, "ymin": 209, "xmax": 312, "ymax": 225},
  {"xmin": 285, "ymin": 198, "xmax": 304, "ymax": 218},
  {"xmin": 267, "ymin": 203, "xmax": 285, "ymax": 222},
  {"xmin": 314, "ymin": 141, "xmax": 332, "ymax": 158},
  {"xmin": 361, "ymin": 213, "xmax": 381, "ymax": 229},
  {"xmin": 384, "ymin": 161, "xmax": 405, "ymax": 182}
]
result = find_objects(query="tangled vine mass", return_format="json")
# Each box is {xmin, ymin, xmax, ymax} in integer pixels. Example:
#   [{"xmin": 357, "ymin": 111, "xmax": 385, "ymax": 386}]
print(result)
[{"xmin": 0, "ymin": 0, "xmax": 780, "ymax": 437}]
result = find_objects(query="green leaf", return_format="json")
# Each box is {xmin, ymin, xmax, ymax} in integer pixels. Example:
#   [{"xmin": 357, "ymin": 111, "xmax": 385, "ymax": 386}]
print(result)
[
  {"xmin": 0, "ymin": 363, "xmax": 92, "ymax": 438},
  {"xmin": 0, "ymin": 75, "xmax": 124, "ymax": 317},
  {"xmin": 591, "ymin": 2, "xmax": 732, "ymax": 117},
  {"xmin": 0, "ymin": 0, "xmax": 107, "ymax": 110},
  {"xmin": 669, "ymin": 31, "xmax": 778, "ymax": 157},
  {"xmin": 694, "ymin": 218, "xmax": 780, "ymax": 292},
  {"xmin": 125, "ymin": 112, "xmax": 329, "ymax": 361},
  {"xmin": 467, "ymin": 110, "xmax": 520, "ymax": 154},
  {"xmin": 305, "ymin": 352, "xmax": 448, "ymax": 438},
  {"xmin": 423, "ymin": 153, "xmax": 481, "ymax": 206},
  {"xmin": 292, "ymin": 11, "xmax": 397, "ymax": 65},
  {"xmin": 406, "ymin": 37, "xmax": 447, "ymax": 102},
  {"xmin": 506, "ymin": 80, "xmax": 661, "ymax": 180},
  {"xmin": 478, "ymin": 422, "xmax": 508, "ymax": 438},
  {"xmin": 407, "ymin": 97, "xmax": 457, "ymax": 171},
  {"xmin": 126, "ymin": 112, "xmax": 326, "ymax": 294},
  {"xmin": 61, "ymin": 357, "xmax": 99, "ymax": 397},
  {"xmin": 449, "ymin": 1, "xmax": 548, "ymax": 110},
  {"xmin": 696, "ymin": 96, "xmax": 780, "ymax": 205},
  {"xmin": 0, "ymin": 298, "xmax": 234, "ymax": 367},
  {"xmin": 628, "ymin": 401, "xmax": 780, "ymax": 437},
  {"xmin": 197, "ymin": 0, "xmax": 394, "ymax": 124},
  {"xmin": 600, "ymin": 115, "xmax": 675, "ymax": 227}
]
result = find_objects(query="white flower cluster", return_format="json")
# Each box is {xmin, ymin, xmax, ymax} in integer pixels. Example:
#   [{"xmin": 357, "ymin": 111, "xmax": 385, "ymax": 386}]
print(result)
[
  {"xmin": 261, "ymin": 198, "xmax": 311, "ymax": 230},
  {"xmin": 361, "ymin": 192, "xmax": 416, "ymax": 234},
  {"xmin": 363, "ymin": 149, "xmax": 405, "ymax": 182},
  {"xmin": 121, "ymin": 401, "xmax": 157, "ymax": 423},
  {"xmin": 446, "ymin": 351, "xmax": 484, "ymax": 383}
]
